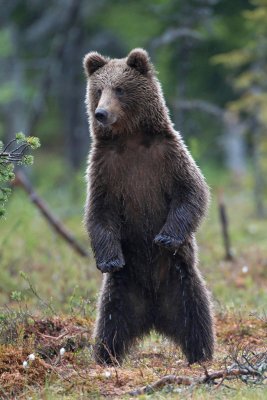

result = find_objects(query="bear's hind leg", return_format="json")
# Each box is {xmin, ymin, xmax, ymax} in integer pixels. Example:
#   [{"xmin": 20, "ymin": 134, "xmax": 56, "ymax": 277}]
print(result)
[
  {"xmin": 175, "ymin": 262, "xmax": 214, "ymax": 364},
  {"xmin": 156, "ymin": 239, "xmax": 214, "ymax": 364},
  {"xmin": 94, "ymin": 272, "xmax": 150, "ymax": 365}
]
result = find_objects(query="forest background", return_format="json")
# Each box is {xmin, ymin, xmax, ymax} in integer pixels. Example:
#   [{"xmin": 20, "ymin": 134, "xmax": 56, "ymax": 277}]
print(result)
[{"xmin": 0, "ymin": 1, "xmax": 266, "ymax": 399}]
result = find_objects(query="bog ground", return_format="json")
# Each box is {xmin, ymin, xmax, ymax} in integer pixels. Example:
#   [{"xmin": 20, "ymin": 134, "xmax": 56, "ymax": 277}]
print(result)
[{"xmin": 0, "ymin": 158, "xmax": 266, "ymax": 399}]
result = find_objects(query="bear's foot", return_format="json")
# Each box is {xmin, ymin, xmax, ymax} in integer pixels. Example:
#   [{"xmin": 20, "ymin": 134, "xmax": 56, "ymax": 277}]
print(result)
[{"xmin": 182, "ymin": 334, "xmax": 214, "ymax": 365}]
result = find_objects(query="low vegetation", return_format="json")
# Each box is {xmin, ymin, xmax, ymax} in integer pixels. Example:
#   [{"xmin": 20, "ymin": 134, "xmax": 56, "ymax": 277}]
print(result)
[{"xmin": 0, "ymin": 158, "xmax": 266, "ymax": 398}]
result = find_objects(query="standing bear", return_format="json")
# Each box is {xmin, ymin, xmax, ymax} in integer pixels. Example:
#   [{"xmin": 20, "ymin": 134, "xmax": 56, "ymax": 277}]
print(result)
[{"xmin": 83, "ymin": 48, "xmax": 214, "ymax": 365}]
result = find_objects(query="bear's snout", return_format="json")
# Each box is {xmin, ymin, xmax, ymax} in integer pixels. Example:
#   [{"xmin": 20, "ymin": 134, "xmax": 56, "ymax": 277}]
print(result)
[
  {"xmin": 95, "ymin": 107, "xmax": 118, "ymax": 127},
  {"xmin": 95, "ymin": 108, "xmax": 108, "ymax": 124}
]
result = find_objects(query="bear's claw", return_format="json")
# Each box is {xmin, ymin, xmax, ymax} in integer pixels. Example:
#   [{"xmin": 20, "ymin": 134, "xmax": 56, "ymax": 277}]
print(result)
[{"xmin": 97, "ymin": 257, "xmax": 125, "ymax": 273}]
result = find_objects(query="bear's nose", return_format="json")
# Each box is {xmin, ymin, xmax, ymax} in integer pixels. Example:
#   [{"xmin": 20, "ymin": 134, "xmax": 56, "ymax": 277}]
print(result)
[{"xmin": 95, "ymin": 108, "xmax": 108, "ymax": 123}]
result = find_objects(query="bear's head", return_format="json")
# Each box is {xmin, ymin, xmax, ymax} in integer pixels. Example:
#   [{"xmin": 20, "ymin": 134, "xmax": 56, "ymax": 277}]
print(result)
[{"xmin": 83, "ymin": 48, "xmax": 171, "ymax": 137}]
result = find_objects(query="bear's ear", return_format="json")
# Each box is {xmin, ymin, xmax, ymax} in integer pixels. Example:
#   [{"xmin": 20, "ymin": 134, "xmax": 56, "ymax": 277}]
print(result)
[
  {"xmin": 127, "ymin": 48, "xmax": 151, "ymax": 75},
  {"xmin": 83, "ymin": 52, "xmax": 108, "ymax": 76}
]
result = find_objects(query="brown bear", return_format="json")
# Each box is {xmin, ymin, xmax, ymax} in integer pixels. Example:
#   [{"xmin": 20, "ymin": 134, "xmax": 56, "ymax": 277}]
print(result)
[{"xmin": 83, "ymin": 48, "xmax": 214, "ymax": 365}]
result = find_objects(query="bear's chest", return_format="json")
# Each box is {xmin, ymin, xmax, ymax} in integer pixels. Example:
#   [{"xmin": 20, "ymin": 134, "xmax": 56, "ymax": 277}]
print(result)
[
  {"xmin": 102, "ymin": 138, "xmax": 172, "ymax": 217},
  {"xmin": 106, "ymin": 140, "xmax": 168, "ymax": 181}
]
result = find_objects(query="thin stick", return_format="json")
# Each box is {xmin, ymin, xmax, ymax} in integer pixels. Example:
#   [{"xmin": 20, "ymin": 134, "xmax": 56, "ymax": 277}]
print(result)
[
  {"xmin": 10, "ymin": 143, "xmax": 29, "ymax": 154},
  {"xmin": 13, "ymin": 171, "xmax": 89, "ymax": 258},
  {"xmin": 2, "ymin": 138, "xmax": 17, "ymax": 152},
  {"xmin": 217, "ymin": 189, "xmax": 233, "ymax": 261}
]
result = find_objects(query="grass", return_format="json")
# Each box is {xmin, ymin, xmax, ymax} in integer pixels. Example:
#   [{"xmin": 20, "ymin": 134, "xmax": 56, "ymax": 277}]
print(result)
[{"xmin": 0, "ymin": 155, "xmax": 266, "ymax": 398}]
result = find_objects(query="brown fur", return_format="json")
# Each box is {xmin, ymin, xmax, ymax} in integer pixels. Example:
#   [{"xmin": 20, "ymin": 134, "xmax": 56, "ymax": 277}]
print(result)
[{"xmin": 84, "ymin": 48, "xmax": 215, "ymax": 365}]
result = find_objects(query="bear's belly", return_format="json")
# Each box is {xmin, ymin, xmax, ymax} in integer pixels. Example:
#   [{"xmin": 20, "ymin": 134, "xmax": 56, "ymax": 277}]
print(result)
[
  {"xmin": 121, "ymin": 187, "xmax": 168, "ymax": 233},
  {"xmin": 117, "ymin": 174, "xmax": 171, "ymax": 258},
  {"xmin": 103, "ymin": 139, "xmax": 173, "ymax": 244}
]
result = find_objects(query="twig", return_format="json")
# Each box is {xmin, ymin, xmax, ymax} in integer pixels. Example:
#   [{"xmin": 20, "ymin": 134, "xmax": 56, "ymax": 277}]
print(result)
[
  {"xmin": 213, "ymin": 374, "xmax": 226, "ymax": 390},
  {"xmin": 36, "ymin": 327, "xmax": 89, "ymax": 341},
  {"xmin": 2, "ymin": 138, "xmax": 17, "ymax": 152},
  {"xmin": 36, "ymin": 331, "xmax": 69, "ymax": 341},
  {"xmin": 10, "ymin": 143, "xmax": 30, "ymax": 154},
  {"xmin": 0, "ymin": 142, "xmax": 30, "ymax": 162},
  {"xmin": 37, "ymin": 358, "xmax": 73, "ymax": 383},
  {"xmin": 12, "ymin": 170, "xmax": 89, "ymax": 258},
  {"xmin": 21, "ymin": 272, "xmax": 55, "ymax": 314}
]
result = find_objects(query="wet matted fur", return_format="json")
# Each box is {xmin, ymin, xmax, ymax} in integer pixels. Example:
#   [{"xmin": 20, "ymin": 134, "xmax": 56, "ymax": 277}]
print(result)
[{"xmin": 83, "ymin": 48, "xmax": 215, "ymax": 365}]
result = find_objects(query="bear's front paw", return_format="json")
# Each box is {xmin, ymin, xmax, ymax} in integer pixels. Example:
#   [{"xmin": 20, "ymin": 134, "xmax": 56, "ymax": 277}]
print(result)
[
  {"xmin": 97, "ymin": 257, "xmax": 125, "ymax": 273},
  {"xmin": 154, "ymin": 233, "xmax": 183, "ymax": 253}
]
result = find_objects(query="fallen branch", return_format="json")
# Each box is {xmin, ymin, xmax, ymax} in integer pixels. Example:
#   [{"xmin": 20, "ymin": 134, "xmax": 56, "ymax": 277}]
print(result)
[
  {"xmin": 128, "ymin": 367, "xmax": 264, "ymax": 396},
  {"xmin": 129, "ymin": 347, "xmax": 267, "ymax": 396},
  {"xmin": 13, "ymin": 170, "xmax": 89, "ymax": 258}
]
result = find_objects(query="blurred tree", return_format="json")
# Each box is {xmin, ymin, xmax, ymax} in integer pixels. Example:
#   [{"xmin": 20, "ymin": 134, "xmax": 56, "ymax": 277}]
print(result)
[
  {"xmin": 213, "ymin": 0, "xmax": 267, "ymax": 217},
  {"xmin": 149, "ymin": 0, "xmax": 250, "ymax": 173},
  {"xmin": 150, "ymin": 0, "xmax": 218, "ymax": 130},
  {"xmin": 0, "ymin": 0, "xmax": 124, "ymax": 170},
  {"xmin": 0, "ymin": 0, "xmax": 258, "ymax": 175}
]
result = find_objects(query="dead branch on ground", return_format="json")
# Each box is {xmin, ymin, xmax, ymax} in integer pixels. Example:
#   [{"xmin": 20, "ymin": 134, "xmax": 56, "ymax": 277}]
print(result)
[
  {"xmin": 129, "ymin": 349, "xmax": 267, "ymax": 396},
  {"xmin": 13, "ymin": 170, "xmax": 89, "ymax": 258}
]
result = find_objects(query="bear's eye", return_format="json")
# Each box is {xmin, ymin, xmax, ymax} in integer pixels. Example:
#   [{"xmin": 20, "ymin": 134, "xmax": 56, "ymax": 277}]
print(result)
[
  {"xmin": 97, "ymin": 88, "xmax": 102, "ymax": 96},
  {"xmin": 115, "ymin": 87, "xmax": 124, "ymax": 96}
]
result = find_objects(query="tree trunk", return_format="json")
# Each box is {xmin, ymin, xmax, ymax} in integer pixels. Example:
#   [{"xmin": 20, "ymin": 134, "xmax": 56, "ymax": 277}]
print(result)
[{"xmin": 251, "ymin": 126, "xmax": 266, "ymax": 218}]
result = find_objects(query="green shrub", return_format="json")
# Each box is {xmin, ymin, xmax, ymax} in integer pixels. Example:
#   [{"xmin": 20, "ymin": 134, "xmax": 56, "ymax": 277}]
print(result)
[{"xmin": 0, "ymin": 132, "xmax": 40, "ymax": 217}]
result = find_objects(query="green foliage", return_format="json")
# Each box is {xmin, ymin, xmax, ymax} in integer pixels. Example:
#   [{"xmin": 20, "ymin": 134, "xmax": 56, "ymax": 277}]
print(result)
[
  {"xmin": 213, "ymin": 0, "xmax": 267, "ymax": 123},
  {"xmin": 0, "ymin": 133, "xmax": 40, "ymax": 217},
  {"xmin": 11, "ymin": 291, "xmax": 23, "ymax": 302}
]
